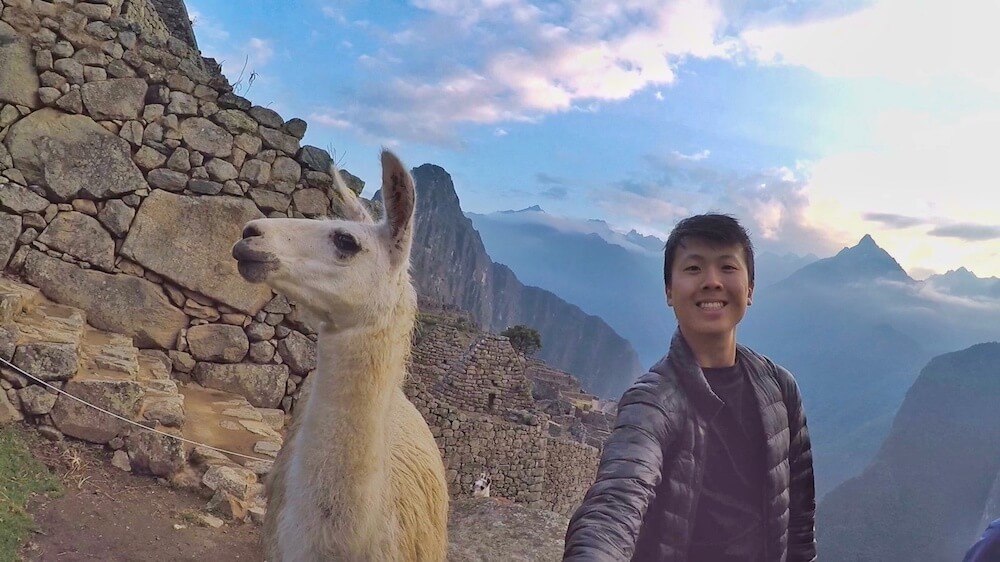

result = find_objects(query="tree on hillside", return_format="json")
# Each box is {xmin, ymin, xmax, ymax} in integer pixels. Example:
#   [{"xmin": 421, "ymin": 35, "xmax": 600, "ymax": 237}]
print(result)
[{"xmin": 502, "ymin": 325, "xmax": 542, "ymax": 356}]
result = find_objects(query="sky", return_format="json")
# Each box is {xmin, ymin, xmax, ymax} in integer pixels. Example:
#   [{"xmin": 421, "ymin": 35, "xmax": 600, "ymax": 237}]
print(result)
[{"xmin": 188, "ymin": 0, "xmax": 1000, "ymax": 279}]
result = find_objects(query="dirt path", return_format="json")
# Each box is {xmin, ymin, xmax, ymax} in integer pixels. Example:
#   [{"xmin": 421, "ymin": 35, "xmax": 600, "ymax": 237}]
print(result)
[{"xmin": 20, "ymin": 433, "xmax": 261, "ymax": 562}]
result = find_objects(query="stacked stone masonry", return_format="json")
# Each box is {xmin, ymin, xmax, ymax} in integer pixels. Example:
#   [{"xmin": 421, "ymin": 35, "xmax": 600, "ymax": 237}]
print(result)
[
  {"xmin": 0, "ymin": 0, "xmax": 603, "ymax": 518},
  {"xmin": 407, "ymin": 314, "xmax": 601, "ymax": 515}
]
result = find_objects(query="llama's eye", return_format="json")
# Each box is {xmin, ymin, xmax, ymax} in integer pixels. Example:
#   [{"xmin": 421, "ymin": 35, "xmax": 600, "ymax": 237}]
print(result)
[{"xmin": 332, "ymin": 231, "xmax": 361, "ymax": 254}]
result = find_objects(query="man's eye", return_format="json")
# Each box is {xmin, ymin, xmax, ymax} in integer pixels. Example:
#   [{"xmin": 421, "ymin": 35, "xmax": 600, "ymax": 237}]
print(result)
[
  {"xmin": 333, "ymin": 232, "xmax": 361, "ymax": 253},
  {"xmin": 684, "ymin": 265, "xmax": 700, "ymax": 272}
]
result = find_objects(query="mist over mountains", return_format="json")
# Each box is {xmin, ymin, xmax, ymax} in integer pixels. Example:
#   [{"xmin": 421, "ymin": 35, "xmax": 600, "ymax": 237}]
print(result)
[{"xmin": 467, "ymin": 206, "xmax": 1000, "ymax": 496}]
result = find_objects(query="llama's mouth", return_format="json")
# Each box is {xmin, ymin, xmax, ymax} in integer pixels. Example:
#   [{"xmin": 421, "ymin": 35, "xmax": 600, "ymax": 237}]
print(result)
[{"xmin": 232, "ymin": 239, "xmax": 279, "ymax": 283}]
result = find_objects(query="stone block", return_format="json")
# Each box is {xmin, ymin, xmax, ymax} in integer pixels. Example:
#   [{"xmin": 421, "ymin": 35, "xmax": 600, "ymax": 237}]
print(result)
[
  {"xmin": 180, "ymin": 116, "xmax": 233, "ymax": 157},
  {"xmin": 12, "ymin": 342, "xmax": 78, "ymax": 381},
  {"xmin": 36, "ymin": 211, "xmax": 115, "ymax": 270},
  {"xmin": 0, "ymin": 21, "xmax": 39, "ymax": 109},
  {"xmin": 80, "ymin": 78, "xmax": 147, "ymax": 120},
  {"xmin": 50, "ymin": 378, "xmax": 143, "ymax": 443},
  {"xmin": 5, "ymin": 109, "xmax": 146, "ymax": 201},
  {"xmin": 193, "ymin": 362, "xmax": 288, "ymax": 408},
  {"xmin": 22, "ymin": 250, "xmax": 187, "ymax": 349},
  {"xmin": 119, "ymin": 190, "xmax": 270, "ymax": 314},
  {"xmin": 126, "ymin": 429, "xmax": 187, "ymax": 476},
  {"xmin": 187, "ymin": 324, "xmax": 249, "ymax": 363}
]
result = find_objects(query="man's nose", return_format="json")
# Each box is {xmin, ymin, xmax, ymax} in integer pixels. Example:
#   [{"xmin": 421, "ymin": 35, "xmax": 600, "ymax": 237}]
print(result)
[{"xmin": 702, "ymin": 268, "xmax": 723, "ymax": 289}]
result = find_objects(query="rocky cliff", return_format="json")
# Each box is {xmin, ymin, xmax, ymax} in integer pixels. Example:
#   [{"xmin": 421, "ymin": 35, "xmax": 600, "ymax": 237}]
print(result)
[
  {"xmin": 409, "ymin": 164, "xmax": 643, "ymax": 398},
  {"xmin": 817, "ymin": 342, "xmax": 1000, "ymax": 561}
]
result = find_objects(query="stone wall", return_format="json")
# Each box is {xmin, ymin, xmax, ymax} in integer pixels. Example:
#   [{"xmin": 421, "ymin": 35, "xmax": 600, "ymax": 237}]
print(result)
[
  {"xmin": 407, "ymin": 313, "xmax": 599, "ymax": 514},
  {"xmin": 146, "ymin": 0, "xmax": 196, "ymax": 49},
  {"xmin": 0, "ymin": 0, "xmax": 359, "ymax": 417},
  {"xmin": 543, "ymin": 438, "xmax": 600, "ymax": 516}
]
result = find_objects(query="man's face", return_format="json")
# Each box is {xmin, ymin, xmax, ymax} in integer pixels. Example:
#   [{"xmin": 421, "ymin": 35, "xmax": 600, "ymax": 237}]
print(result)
[{"xmin": 666, "ymin": 238, "xmax": 753, "ymax": 341}]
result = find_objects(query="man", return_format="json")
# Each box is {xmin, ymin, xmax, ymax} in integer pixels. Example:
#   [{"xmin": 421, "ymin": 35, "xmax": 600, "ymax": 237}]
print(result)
[
  {"xmin": 964, "ymin": 519, "xmax": 1000, "ymax": 562},
  {"xmin": 564, "ymin": 214, "xmax": 816, "ymax": 561}
]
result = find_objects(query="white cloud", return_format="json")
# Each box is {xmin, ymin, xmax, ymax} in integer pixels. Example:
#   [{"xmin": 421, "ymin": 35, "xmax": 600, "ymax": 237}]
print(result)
[
  {"xmin": 798, "ymin": 107, "xmax": 1000, "ymax": 277},
  {"xmin": 337, "ymin": 0, "xmax": 742, "ymax": 142},
  {"xmin": 654, "ymin": 90, "xmax": 664, "ymax": 101},
  {"xmin": 672, "ymin": 149, "xmax": 710, "ymax": 161},
  {"xmin": 246, "ymin": 38, "xmax": 275, "ymax": 67},
  {"xmin": 188, "ymin": 8, "xmax": 230, "ymax": 43},
  {"xmin": 494, "ymin": 128, "xmax": 509, "ymax": 136},
  {"xmin": 309, "ymin": 112, "xmax": 354, "ymax": 130},
  {"xmin": 739, "ymin": 0, "xmax": 1000, "ymax": 91}
]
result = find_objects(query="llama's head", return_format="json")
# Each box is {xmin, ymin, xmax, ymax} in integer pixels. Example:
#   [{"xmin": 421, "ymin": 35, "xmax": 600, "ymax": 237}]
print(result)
[
  {"xmin": 472, "ymin": 473, "xmax": 491, "ymax": 498},
  {"xmin": 232, "ymin": 150, "xmax": 416, "ymax": 330}
]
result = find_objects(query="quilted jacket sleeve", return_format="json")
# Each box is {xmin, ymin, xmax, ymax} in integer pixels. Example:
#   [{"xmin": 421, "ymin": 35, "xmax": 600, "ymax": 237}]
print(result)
[
  {"xmin": 777, "ymin": 365, "xmax": 817, "ymax": 562},
  {"xmin": 563, "ymin": 373, "xmax": 679, "ymax": 561}
]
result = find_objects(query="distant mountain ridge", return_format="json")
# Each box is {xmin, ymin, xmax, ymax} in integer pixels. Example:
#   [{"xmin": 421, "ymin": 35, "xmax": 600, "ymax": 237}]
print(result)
[
  {"xmin": 408, "ymin": 164, "xmax": 644, "ymax": 398},
  {"xmin": 818, "ymin": 342, "xmax": 1000, "ymax": 562},
  {"xmin": 741, "ymin": 234, "xmax": 1000, "ymax": 496}
]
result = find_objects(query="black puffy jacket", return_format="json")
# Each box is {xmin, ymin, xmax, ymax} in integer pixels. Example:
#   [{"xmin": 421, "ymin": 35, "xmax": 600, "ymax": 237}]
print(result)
[{"xmin": 564, "ymin": 331, "xmax": 816, "ymax": 561}]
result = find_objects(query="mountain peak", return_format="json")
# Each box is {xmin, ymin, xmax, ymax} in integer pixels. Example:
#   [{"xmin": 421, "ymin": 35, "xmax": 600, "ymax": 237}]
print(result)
[
  {"xmin": 781, "ymin": 234, "xmax": 912, "ymax": 286},
  {"xmin": 499, "ymin": 205, "xmax": 545, "ymax": 214}
]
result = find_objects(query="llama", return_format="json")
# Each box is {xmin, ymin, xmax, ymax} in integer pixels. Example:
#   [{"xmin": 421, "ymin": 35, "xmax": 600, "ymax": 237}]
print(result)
[
  {"xmin": 472, "ymin": 473, "xmax": 491, "ymax": 498},
  {"xmin": 232, "ymin": 151, "xmax": 448, "ymax": 561}
]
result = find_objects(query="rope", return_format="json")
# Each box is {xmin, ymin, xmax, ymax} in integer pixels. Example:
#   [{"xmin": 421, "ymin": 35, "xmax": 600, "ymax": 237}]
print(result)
[{"xmin": 0, "ymin": 355, "xmax": 272, "ymax": 462}]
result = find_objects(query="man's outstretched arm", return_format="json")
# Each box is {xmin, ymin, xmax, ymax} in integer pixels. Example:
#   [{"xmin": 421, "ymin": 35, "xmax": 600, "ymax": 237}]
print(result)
[{"xmin": 563, "ymin": 374, "xmax": 679, "ymax": 561}]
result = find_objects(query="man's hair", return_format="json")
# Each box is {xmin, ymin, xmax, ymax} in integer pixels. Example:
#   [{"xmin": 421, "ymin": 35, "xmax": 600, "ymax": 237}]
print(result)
[{"xmin": 663, "ymin": 213, "xmax": 755, "ymax": 288}]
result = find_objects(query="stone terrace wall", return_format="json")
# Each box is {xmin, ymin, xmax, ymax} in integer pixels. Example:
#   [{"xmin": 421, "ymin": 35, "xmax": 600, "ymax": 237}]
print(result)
[
  {"xmin": 544, "ymin": 437, "xmax": 600, "ymax": 516},
  {"xmin": 0, "ymin": 0, "xmax": 361, "ymax": 415},
  {"xmin": 407, "ymin": 314, "xmax": 599, "ymax": 513},
  {"xmin": 412, "ymin": 320, "xmax": 536, "ymax": 415}
]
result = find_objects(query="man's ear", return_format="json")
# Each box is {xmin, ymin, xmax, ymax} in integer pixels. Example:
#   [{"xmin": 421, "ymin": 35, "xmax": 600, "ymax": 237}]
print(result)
[
  {"xmin": 665, "ymin": 287, "xmax": 673, "ymax": 307},
  {"xmin": 748, "ymin": 283, "xmax": 754, "ymax": 306}
]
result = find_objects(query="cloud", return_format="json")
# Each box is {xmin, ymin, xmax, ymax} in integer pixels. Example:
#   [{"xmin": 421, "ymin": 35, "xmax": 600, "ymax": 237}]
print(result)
[
  {"xmin": 595, "ymin": 152, "xmax": 840, "ymax": 257},
  {"xmin": 541, "ymin": 186, "xmax": 568, "ymax": 199},
  {"xmin": 672, "ymin": 149, "xmax": 710, "ymax": 161},
  {"xmin": 321, "ymin": 0, "xmax": 749, "ymax": 144},
  {"xmin": 309, "ymin": 111, "xmax": 354, "ymax": 130},
  {"xmin": 928, "ymin": 223, "xmax": 1000, "ymax": 242},
  {"xmin": 246, "ymin": 38, "xmax": 275, "ymax": 67},
  {"xmin": 739, "ymin": 0, "xmax": 1000, "ymax": 91},
  {"xmin": 536, "ymin": 172, "xmax": 567, "ymax": 185},
  {"xmin": 862, "ymin": 212, "xmax": 928, "ymax": 229},
  {"xmin": 493, "ymin": 128, "xmax": 509, "ymax": 136},
  {"xmin": 188, "ymin": 8, "xmax": 230, "ymax": 43}
]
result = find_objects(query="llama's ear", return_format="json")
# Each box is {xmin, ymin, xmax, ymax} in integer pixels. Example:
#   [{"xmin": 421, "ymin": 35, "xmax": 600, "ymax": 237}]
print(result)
[
  {"xmin": 379, "ymin": 149, "xmax": 415, "ymax": 264},
  {"xmin": 331, "ymin": 167, "xmax": 375, "ymax": 224}
]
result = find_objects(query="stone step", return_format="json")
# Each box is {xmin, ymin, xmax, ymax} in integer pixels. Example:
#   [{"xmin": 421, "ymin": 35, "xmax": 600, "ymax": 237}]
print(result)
[
  {"xmin": 0, "ymin": 275, "xmax": 43, "ymax": 322},
  {"xmin": 13, "ymin": 301, "xmax": 88, "ymax": 347},
  {"xmin": 178, "ymin": 382, "xmax": 285, "ymax": 476},
  {"xmin": 77, "ymin": 327, "xmax": 139, "ymax": 380}
]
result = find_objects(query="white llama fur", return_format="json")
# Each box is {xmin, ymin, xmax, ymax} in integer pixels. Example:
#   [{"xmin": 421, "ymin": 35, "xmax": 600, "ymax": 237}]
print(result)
[
  {"xmin": 472, "ymin": 473, "xmax": 491, "ymax": 498},
  {"xmin": 232, "ymin": 151, "xmax": 448, "ymax": 561}
]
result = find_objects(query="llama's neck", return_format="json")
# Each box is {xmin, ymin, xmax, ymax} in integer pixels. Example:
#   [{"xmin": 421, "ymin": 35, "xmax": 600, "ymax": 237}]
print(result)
[{"xmin": 295, "ymin": 292, "xmax": 415, "ymax": 513}]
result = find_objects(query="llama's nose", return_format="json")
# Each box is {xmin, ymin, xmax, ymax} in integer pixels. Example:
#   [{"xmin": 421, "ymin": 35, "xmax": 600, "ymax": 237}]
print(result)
[{"xmin": 242, "ymin": 224, "xmax": 263, "ymax": 239}]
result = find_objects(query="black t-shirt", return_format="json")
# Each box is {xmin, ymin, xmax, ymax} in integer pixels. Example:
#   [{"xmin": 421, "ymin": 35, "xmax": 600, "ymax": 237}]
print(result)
[{"xmin": 687, "ymin": 362, "xmax": 768, "ymax": 562}]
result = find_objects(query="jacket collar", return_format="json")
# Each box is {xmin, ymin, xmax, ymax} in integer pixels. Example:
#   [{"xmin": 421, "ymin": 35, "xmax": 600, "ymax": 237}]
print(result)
[{"xmin": 652, "ymin": 329, "xmax": 764, "ymax": 420}]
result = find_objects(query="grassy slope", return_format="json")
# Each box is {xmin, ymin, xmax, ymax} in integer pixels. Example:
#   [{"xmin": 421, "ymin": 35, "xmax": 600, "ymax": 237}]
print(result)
[{"xmin": 0, "ymin": 424, "xmax": 62, "ymax": 562}]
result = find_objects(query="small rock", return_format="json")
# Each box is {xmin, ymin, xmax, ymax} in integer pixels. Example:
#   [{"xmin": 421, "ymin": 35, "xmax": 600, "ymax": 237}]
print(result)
[
  {"xmin": 111, "ymin": 449, "xmax": 132, "ymax": 471},
  {"xmin": 196, "ymin": 513, "xmax": 225, "ymax": 528}
]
